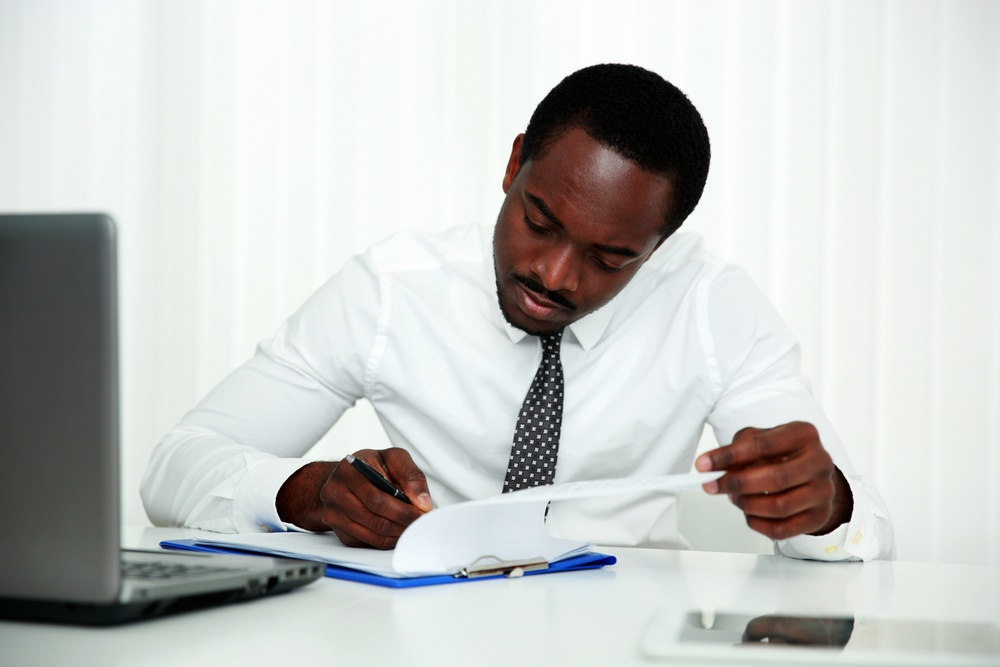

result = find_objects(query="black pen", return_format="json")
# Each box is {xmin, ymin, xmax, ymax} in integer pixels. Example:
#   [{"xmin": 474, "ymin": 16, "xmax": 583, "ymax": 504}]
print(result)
[{"xmin": 345, "ymin": 454, "xmax": 412, "ymax": 505}]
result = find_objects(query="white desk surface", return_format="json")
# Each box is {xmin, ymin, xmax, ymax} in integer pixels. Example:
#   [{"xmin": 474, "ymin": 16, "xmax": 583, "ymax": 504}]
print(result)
[{"xmin": 1, "ymin": 527, "xmax": 998, "ymax": 667}]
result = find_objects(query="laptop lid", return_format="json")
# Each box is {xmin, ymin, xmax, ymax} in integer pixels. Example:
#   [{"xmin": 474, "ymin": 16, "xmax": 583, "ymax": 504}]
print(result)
[
  {"xmin": 0, "ymin": 213, "xmax": 323, "ymax": 625},
  {"xmin": 0, "ymin": 213, "xmax": 120, "ymax": 603}
]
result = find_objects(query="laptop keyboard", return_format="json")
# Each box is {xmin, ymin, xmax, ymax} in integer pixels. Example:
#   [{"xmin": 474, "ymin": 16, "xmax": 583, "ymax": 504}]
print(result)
[{"xmin": 122, "ymin": 559, "xmax": 239, "ymax": 581}]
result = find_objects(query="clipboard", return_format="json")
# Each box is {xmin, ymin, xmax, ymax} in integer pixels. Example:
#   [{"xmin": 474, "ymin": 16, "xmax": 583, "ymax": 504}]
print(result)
[
  {"xmin": 160, "ymin": 539, "xmax": 616, "ymax": 588},
  {"xmin": 155, "ymin": 474, "xmax": 720, "ymax": 588}
]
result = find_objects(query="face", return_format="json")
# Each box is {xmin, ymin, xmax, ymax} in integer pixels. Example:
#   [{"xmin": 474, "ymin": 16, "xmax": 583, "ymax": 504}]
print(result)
[{"xmin": 493, "ymin": 127, "xmax": 675, "ymax": 336}]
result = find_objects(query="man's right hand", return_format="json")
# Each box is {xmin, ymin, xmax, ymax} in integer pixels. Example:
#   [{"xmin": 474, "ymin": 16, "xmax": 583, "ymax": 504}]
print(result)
[{"xmin": 276, "ymin": 447, "xmax": 432, "ymax": 550}]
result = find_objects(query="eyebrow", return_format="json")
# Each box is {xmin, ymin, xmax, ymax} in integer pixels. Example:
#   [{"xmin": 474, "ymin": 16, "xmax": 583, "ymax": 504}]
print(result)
[{"xmin": 526, "ymin": 193, "xmax": 643, "ymax": 259}]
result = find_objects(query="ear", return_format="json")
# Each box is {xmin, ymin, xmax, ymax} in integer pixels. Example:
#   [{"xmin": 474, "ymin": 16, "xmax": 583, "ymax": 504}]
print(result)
[{"xmin": 502, "ymin": 134, "xmax": 525, "ymax": 194}]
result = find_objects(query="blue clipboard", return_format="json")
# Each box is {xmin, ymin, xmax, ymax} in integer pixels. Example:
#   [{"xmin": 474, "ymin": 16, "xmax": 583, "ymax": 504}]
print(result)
[{"xmin": 160, "ymin": 539, "xmax": 616, "ymax": 589}]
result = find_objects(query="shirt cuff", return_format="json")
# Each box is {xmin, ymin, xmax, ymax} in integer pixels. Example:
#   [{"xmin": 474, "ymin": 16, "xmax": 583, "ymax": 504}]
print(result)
[
  {"xmin": 231, "ymin": 457, "xmax": 311, "ymax": 533},
  {"xmin": 775, "ymin": 473, "xmax": 881, "ymax": 562}
]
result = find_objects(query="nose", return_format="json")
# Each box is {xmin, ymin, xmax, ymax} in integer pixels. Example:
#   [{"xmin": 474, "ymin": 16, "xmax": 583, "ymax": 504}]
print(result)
[{"xmin": 532, "ymin": 245, "xmax": 579, "ymax": 293}]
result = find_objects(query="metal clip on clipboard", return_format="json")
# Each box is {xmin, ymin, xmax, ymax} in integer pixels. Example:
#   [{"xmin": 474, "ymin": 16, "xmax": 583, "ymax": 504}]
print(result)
[{"xmin": 459, "ymin": 555, "xmax": 550, "ymax": 579}]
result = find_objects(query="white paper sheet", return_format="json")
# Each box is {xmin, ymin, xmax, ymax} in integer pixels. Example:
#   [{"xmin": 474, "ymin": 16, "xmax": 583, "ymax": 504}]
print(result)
[
  {"xmin": 188, "ymin": 471, "xmax": 723, "ymax": 577},
  {"xmin": 392, "ymin": 471, "xmax": 723, "ymax": 573}
]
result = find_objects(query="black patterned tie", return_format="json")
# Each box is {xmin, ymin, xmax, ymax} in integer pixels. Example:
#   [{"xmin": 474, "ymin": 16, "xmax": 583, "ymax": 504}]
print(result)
[{"xmin": 503, "ymin": 330, "xmax": 564, "ymax": 493}]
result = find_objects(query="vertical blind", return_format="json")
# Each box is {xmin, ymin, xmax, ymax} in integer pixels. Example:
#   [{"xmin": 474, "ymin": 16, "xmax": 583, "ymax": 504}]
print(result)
[{"xmin": 1, "ymin": 0, "xmax": 997, "ymax": 566}]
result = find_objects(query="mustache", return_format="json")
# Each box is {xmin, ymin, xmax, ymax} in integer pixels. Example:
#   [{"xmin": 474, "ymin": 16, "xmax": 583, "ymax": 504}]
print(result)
[{"xmin": 514, "ymin": 275, "xmax": 577, "ymax": 311}]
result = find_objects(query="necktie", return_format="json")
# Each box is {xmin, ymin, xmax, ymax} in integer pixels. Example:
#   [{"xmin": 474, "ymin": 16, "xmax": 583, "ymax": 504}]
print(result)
[{"xmin": 503, "ymin": 330, "xmax": 565, "ymax": 493}]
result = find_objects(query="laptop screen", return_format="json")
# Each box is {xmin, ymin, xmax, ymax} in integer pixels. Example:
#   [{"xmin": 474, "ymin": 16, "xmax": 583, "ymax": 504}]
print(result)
[{"xmin": 0, "ymin": 214, "xmax": 121, "ymax": 603}]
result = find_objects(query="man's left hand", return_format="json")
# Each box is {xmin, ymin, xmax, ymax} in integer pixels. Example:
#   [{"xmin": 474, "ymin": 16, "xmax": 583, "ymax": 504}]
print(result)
[{"xmin": 695, "ymin": 421, "xmax": 852, "ymax": 540}]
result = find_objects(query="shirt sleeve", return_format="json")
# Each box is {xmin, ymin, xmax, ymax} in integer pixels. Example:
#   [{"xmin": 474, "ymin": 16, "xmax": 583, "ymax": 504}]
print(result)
[
  {"xmin": 701, "ymin": 264, "xmax": 895, "ymax": 561},
  {"xmin": 775, "ymin": 473, "xmax": 895, "ymax": 561},
  {"xmin": 140, "ymin": 253, "xmax": 380, "ymax": 533}
]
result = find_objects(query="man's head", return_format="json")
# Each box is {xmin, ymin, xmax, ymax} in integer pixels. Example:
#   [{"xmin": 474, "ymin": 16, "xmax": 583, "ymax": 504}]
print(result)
[
  {"xmin": 521, "ymin": 63, "xmax": 710, "ymax": 236},
  {"xmin": 493, "ymin": 64, "xmax": 710, "ymax": 336}
]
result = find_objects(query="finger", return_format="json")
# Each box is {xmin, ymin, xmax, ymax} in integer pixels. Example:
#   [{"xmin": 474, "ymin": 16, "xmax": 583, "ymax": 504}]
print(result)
[
  {"xmin": 336, "ymin": 459, "xmax": 423, "ymax": 527},
  {"xmin": 696, "ymin": 422, "xmax": 819, "ymax": 472},
  {"xmin": 713, "ymin": 450, "xmax": 830, "ymax": 497},
  {"xmin": 321, "ymin": 482, "xmax": 409, "ymax": 549},
  {"xmin": 319, "ymin": 459, "xmax": 417, "ymax": 543},
  {"xmin": 731, "ymin": 481, "xmax": 834, "ymax": 521},
  {"xmin": 329, "ymin": 513, "xmax": 403, "ymax": 550},
  {"xmin": 378, "ymin": 447, "xmax": 433, "ymax": 512},
  {"xmin": 744, "ymin": 506, "xmax": 833, "ymax": 541},
  {"xmin": 742, "ymin": 616, "xmax": 775, "ymax": 643}
]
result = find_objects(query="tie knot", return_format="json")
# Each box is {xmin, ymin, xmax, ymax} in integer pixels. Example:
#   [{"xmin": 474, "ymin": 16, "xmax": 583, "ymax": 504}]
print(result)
[{"xmin": 541, "ymin": 330, "xmax": 563, "ymax": 357}]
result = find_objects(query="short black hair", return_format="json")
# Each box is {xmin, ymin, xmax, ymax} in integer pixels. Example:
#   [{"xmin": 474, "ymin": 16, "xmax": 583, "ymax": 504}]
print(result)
[{"xmin": 521, "ymin": 64, "xmax": 711, "ymax": 235}]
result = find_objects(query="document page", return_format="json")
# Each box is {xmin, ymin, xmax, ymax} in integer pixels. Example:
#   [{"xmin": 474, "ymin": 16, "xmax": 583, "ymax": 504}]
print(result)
[
  {"xmin": 392, "ymin": 471, "xmax": 723, "ymax": 573},
  {"xmin": 185, "ymin": 471, "xmax": 722, "ymax": 578}
]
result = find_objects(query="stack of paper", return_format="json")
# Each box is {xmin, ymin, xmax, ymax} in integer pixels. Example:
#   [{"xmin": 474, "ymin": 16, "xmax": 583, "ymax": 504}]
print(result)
[{"xmin": 162, "ymin": 471, "xmax": 721, "ymax": 585}]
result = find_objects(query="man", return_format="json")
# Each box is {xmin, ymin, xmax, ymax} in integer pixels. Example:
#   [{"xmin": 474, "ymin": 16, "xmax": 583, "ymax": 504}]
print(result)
[{"xmin": 142, "ymin": 64, "xmax": 893, "ymax": 561}]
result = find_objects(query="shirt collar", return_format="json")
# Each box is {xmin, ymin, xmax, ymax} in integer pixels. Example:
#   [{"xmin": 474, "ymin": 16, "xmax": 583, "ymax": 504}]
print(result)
[{"xmin": 493, "ymin": 279, "xmax": 622, "ymax": 352}]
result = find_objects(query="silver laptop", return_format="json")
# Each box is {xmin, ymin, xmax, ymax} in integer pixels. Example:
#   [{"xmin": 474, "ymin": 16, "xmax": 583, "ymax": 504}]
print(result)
[{"xmin": 0, "ymin": 213, "xmax": 322, "ymax": 625}]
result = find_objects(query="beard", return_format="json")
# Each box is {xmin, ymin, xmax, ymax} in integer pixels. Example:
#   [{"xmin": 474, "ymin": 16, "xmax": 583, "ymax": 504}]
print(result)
[
  {"xmin": 494, "ymin": 273, "xmax": 576, "ymax": 338},
  {"xmin": 492, "ymin": 228, "xmax": 576, "ymax": 337}
]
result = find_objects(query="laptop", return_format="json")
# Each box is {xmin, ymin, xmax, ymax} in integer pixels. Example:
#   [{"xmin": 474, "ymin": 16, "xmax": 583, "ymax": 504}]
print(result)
[{"xmin": 0, "ymin": 213, "xmax": 323, "ymax": 625}]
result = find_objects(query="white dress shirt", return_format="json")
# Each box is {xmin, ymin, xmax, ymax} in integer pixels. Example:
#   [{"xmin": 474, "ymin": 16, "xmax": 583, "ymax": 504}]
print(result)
[{"xmin": 141, "ymin": 225, "xmax": 894, "ymax": 561}]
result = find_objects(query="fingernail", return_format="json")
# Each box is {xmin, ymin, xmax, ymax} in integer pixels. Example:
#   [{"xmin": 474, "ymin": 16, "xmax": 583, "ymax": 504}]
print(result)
[
  {"xmin": 703, "ymin": 480, "xmax": 719, "ymax": 494},
  {"xmin": 695, "ymin": 456, "xmax": 712, "ymax": 472},
  {"xmin": 416, "ymin": 493, "xmax": 433, "ymax": 511}
]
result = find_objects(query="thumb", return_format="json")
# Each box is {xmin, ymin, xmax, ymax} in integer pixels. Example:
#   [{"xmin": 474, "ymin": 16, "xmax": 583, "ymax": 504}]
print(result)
[{"xmin": 381, "ymin": 447, "xmax": 433, "ymax": 512}]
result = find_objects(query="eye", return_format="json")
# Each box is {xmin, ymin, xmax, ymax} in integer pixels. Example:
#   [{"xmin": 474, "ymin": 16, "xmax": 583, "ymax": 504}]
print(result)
[
  {"xmin": 593, "ymin": 258, "xmax": 623, "ymax": 274},
  {"xmin": 524, "ymin": 216, "xmax": 548, "ymax": 235}
]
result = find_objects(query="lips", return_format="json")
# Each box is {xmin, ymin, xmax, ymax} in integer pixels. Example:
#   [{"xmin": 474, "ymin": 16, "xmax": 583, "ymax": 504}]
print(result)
[{"xmin": 515, "ymin": 282, "xmax": 564, "ymax": 321}]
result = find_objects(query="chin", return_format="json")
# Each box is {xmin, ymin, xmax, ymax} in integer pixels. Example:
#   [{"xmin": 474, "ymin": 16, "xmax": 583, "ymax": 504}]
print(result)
[
  {"xmin": 495, "ymin": 281, "xmax": 563, "ymax": 337},
  {"xmin": 513, "ymin": 318, "xmax": 564, "ymax": 338}
]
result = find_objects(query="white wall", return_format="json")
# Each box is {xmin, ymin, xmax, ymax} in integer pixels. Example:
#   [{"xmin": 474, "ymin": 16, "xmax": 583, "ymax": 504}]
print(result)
[{"xmin": 2, "ymin": 0, "xmax": 997, "ymax": 566}]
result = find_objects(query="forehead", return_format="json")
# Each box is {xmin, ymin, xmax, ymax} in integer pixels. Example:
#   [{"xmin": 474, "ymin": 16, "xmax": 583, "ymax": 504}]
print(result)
[{"xmin": 519, "ymin": 127, "xmax": 674, "ymax": 244}]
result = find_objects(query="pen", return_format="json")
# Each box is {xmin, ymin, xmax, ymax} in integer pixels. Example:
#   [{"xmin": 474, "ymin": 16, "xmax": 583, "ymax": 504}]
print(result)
[{"xmin": 345, "ymin": 454, "xmax": 412, "ymax": 505}]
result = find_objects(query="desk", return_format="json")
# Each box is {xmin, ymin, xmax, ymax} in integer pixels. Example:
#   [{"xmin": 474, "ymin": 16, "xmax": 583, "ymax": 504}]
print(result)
[{"xmin": 1, "ymin": 528, "xmax": 997, "ymax": 666}]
